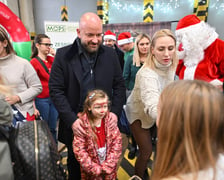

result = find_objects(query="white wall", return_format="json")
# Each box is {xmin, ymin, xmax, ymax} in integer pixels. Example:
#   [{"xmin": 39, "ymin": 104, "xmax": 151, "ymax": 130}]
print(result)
[
  {"xmin": 108, "ymin": 0, "xmax": 224, "ymax": 40},
  {"xmin": 33, "ymin": 0, "xmax": 97, "ymax": 34},
  {"xmin": 3, "ymin": 0, "xmax": 224, "ymax": 40}
]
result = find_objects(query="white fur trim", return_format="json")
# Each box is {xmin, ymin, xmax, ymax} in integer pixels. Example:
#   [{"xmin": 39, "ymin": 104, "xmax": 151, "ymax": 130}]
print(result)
[
  {"xmin": 176, "ymin": 21, "xmax": 218, "ymax": 49},
  {"xmin": 210, "ymin": 79, "xmax": 223, "ymax": 86},
  {"xmin": 176, "ymin": 21, "xmax": 204, "ymax": 35},
  {"xmin": 184, "ymin": 64, "xmax": 197, "ymax": 80},
  {"xmin": 118, "ymin": 37, "xmax": 133, "ymax": 45},
  {"xmin": 176, "ymin": 21, "xmax": 218, "ymax": 67},
  {"xmin": 103, "ymin": 35, "xmax": 116, "ymax": 41},
  {"xmin": 177, "ymin": 50, "xmax": 185, "ymax": 59}
]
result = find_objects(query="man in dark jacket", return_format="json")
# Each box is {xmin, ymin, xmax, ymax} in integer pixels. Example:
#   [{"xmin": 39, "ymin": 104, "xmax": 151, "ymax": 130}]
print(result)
[
  {"xmin": 103, "ymin": 30, "xmax": 125, "ymax": 70},
  {"xmin": 49, "ymin": 12, "xmax": 126, "ymax": 180}
]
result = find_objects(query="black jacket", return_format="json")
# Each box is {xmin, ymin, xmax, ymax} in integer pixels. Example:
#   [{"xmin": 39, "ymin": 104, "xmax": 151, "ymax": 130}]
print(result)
[
  {"xmin": 49, "ymin": 38, "xmax": 126, "ymax": 145},
  {"xmin": 114, "ymin": 44, "xmax": 124, "ymax": 71}
]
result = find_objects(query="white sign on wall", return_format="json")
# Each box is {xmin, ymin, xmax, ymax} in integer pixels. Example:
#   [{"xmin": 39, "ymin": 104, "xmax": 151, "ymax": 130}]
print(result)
[{"xmin": 44, "ymin": 21, "xmax": 79, "ymax": 50}]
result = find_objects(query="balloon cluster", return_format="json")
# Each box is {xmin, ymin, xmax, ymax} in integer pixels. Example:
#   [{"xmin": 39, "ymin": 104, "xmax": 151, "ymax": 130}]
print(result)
[{"xmin": 0, "ymin": 2, "xmax": 32, "ymax": 61}]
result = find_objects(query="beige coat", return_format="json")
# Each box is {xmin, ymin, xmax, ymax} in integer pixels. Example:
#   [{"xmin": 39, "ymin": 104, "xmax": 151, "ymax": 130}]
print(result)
[{"xmin": 125, "ymin": 66, "xmax": 175, "ymax": 129}]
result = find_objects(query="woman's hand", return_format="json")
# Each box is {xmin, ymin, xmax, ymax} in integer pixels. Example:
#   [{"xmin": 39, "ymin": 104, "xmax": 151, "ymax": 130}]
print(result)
[
  {"xmin": 5, "ymin": 95, "xmax": 20, "ymax": 105},
  {"xmin": 34, "ymin": 108, "xmax": 40, "ymax": 118}
]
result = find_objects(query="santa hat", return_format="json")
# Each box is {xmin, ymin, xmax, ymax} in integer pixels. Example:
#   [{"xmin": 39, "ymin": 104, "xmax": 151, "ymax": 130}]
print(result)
[
  {"xmin": 117, "ymin": 32, "xmax": 133, "ymax": 46},
  {"xmin": 176, "ymin": 14, "xmax": 204, "ymax": 35},
  {"xmin": 176, "ymin": 14, "xmax": 218, "ymax": 51},
  {"xmin": 103, "ymin": 30, "xmax": 116, "ymax": 41}
]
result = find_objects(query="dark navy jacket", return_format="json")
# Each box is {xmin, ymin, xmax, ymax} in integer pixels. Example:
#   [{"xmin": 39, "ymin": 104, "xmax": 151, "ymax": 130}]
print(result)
[{"xmin": 49, "ymin": 38, "xmax": 126, "ymax": 145}]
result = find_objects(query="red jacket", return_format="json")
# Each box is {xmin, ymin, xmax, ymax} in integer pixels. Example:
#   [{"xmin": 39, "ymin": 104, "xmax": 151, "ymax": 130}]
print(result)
[
  {"xmin": 176, "ymin": 39, "xmax": 224, "ymax": 83},
  {"xmin": 73, "ymin": 112, "xmax": 122, "ymax": 180},
  {"xmin": 30, "ymin": 55, "xmax": 54, "ymax": 98}
]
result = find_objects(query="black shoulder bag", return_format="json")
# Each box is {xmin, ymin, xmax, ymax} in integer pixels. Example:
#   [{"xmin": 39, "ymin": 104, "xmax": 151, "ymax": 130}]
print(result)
[{"xmin": 36, "ymin": 56, "xmax": 49, "ymax": 74}]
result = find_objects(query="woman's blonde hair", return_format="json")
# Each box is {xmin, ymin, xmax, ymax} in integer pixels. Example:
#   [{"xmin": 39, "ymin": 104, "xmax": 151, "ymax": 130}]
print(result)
[
  {"xmin": 152, "ymin": 80, "xmax": 224, "ymax": 180},
  {"xmin": 133, "ymin": 33, "xmax": 151, "ymax": 67},
  {"xmin": 0, "ymin": 74, "xmax": 11, "ymax": 96},
  {"xmin": 145, "ymin": 29, "xmax": 178, "ymax": 71}
]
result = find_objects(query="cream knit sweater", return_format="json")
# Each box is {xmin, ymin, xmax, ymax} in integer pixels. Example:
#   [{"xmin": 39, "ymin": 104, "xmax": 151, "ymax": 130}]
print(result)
[
  {"xmin": 125, "ymin": 62, "xmax": 175, "ymax": 129},
  {"xmin": 0, "ymin": 54, "xmax": 42, "ymax": 117}
]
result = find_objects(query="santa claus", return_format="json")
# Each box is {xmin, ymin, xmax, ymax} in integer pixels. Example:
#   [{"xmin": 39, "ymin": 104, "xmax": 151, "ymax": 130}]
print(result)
[{"xmin": 175, "ymin": 14, "xmax": 224, "ymax": 88}]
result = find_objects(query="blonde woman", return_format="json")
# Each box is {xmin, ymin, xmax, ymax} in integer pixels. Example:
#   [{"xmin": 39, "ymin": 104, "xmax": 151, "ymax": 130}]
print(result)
[
  {"xmin": 152, "ymin": 80, "xmax": 224, "ymax": 180},
  {"xmin": 123, "ymin": 33, "xmax": 151, "ymax": 159},
  {"xmin": 123, "ymin": 33, "xmax": 151, "ymax": 93},
  {"xmin": 125, "ymin": 29, "xmax": 178, "ymax": 179}
]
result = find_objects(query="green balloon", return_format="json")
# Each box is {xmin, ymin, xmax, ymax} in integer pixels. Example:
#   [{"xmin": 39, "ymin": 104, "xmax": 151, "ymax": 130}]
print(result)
[{"xmin": 13, "ymin": 41, "xmax": 32, "ymax": 61}]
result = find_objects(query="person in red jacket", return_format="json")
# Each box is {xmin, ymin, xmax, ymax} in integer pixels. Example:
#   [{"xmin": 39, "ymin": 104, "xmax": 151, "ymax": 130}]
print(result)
[
  {"xmin": 175, "ymin": 14, "xmax": 224, "ymax": 91},
  {"xmin": 73, "ymin": 89, "xmax": 122, "ymax": 180},
  {"xmin": 30, "ymin": 34, "xmax": 58, "ymax": 143}
]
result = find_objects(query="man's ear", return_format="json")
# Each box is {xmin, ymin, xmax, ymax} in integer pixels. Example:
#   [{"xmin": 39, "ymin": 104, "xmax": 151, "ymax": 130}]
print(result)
[{"xmin": 77, "ymin": 28, "xmax": 81, "ymax": 38}]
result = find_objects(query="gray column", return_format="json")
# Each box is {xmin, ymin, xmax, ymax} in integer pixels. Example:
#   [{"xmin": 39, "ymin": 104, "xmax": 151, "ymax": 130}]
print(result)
[
  {"xmin": 2, "ymin": 0, "xmax": 20, "ymax": 17},
  {"xmin": 18, "ymin": 0, "xmax": 36, "ymax": 35}
]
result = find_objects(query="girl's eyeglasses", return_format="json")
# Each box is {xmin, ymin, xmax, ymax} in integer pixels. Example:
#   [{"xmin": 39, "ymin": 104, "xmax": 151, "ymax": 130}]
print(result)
[{"xmin": 39, "ymin": 43, "xmax": 53, "ymax": 47}]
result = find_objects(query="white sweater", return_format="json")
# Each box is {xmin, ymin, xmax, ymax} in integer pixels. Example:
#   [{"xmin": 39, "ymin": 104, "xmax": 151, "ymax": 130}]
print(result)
[
  {"xmin": 125, "ymin": 65, "xmax": 175, "ymax": 129},
  {"xmin": 0, "ymin": 54, "xmax": 42, "ymax": 117}
]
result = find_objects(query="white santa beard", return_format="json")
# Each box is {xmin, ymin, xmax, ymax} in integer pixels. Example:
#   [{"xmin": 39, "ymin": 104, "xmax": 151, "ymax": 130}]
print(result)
[
  {"xmin": 181, "ymin": 39, "xmax": 205, "ymax": 80},
  {"xmin": 177, "ymin": 49, "xmax": 186, "ymax": 60},
  {"xmin": 180, "ymin": 33, "xmax": 205, "ymax": 66},
  {"xmin": 176, "ymin": 22, "xmax": 218, "ymax": 67}
]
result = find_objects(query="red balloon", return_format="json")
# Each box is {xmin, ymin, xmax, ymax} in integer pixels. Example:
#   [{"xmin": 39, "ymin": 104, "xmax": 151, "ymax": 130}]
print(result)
[{"xmin": 0, "ymin": 2, "xmax": 30, "ymax": 42}]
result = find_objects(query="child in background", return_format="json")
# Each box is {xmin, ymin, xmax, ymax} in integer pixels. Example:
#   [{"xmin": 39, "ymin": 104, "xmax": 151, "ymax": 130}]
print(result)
[{"xmin": 73, "ymin": 89, "xmax": 122, "ymax": 180}]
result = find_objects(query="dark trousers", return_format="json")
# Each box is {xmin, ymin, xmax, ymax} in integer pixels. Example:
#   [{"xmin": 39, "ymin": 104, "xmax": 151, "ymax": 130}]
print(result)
[{"xmin": 67, "ymin": 142, "xmax": 81, "ymax": 180}]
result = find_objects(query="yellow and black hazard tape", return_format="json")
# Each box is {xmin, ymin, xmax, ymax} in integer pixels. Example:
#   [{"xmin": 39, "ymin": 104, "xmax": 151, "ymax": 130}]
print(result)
[
  {"xmin": 143, "ymin": 0, "xmax": 154, "ymax": 23},
  {"xmin": 61, "ymin": 5, "xmax": 68, "ymax": 21},
  {"xmin": 193, "ymin": 0, "xmax": 209, "ymax": 22}
]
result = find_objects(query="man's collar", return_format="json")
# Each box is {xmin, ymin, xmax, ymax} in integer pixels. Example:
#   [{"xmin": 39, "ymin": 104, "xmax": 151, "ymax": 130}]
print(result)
[{"xmin": 76, "ymin": 38, "xmax": 84, "ymax": 55}]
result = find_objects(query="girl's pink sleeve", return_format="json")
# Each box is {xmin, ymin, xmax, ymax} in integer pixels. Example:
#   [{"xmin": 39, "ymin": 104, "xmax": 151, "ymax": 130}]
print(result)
[
  {"xmin": 101, "ymin": 114, "xmax": 122, "ymax": 174},
  {"xmin": 73, "ymin": 135, "xmax": 102, "ymax": 176}
]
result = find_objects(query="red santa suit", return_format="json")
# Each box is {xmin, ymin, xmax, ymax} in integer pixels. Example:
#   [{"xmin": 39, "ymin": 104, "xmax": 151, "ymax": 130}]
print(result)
[{"xmin": 175, "ymin": 14, "xmax": 224, "ymax": 86}]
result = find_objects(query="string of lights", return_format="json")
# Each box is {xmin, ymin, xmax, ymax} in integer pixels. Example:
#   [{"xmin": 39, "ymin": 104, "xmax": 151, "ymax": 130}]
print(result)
[
  {"xmin": 210, "ymin": 0, "xmax": 224, "ymax": 11},
  {"xmin": 154, "ymin": 0, "xmax": 182, "ymax": 13},
  {"xmin": 110, "ymin": 0, "xmax": 142, "ymax": 12},
  {"xmin": 110, "ymin": 0, "xmax": 224, "ymax": 13}
]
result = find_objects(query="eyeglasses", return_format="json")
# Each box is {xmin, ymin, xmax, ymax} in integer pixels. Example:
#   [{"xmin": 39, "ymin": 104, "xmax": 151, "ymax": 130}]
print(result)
[{"xmin": 39, "ymin": 43, "xmax": 53, "ymax": 47}]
